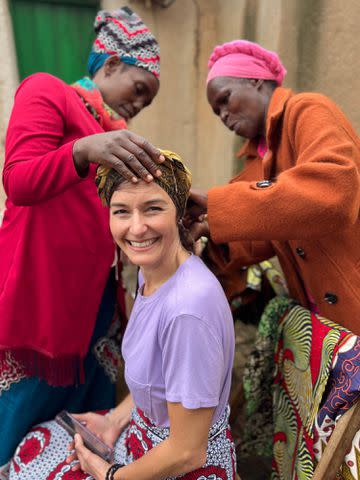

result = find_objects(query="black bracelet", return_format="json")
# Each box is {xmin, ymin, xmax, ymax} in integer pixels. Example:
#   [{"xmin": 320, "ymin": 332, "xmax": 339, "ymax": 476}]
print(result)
[{"xmin": 105, "ymin": 463, "xmax": 123, "ymax": 480}]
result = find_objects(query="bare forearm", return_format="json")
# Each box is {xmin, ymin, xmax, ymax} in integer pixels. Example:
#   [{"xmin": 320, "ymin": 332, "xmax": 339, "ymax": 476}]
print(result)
[
  {"xmin": 108, "ymin": 394, "xmax": 134, "ymax": 432},
  {"xmin": 114, "ymin": 438, "xmax": 205, "ymax": 480}
]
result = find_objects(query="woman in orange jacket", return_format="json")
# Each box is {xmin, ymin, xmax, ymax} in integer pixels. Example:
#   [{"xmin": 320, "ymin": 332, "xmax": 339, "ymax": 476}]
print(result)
[
  {"xmin": 184, "ymin": 40, "xmax": 360, "ymax": 478},
  {"xmin": 187, "ymin": 40, "xmax": 360, "ymax": 335}
]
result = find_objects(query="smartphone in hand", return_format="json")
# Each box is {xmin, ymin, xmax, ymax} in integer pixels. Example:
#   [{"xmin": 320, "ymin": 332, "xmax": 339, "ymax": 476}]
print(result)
[{"xmin": 55, "ymin": 410, "xmax": 114, "ymax": 461}]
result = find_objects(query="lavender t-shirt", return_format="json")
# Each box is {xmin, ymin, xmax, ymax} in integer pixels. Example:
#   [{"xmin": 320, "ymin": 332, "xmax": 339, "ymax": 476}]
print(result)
[{"xmin": 122, "ymin": 255, "xmax": 235, "ymax": 428}]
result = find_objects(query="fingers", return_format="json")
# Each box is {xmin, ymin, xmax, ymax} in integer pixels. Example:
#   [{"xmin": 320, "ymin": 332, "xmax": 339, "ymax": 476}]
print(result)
[
  {"xmin": 73, "ymin": 434, "xmax": 87, "ymax": 471},
  {"xmin": 109, "ymin": 132, "xmax": 164, "ymax": 182},
  {"xmin": 182, "ymin": 215, "xmax": 193, "ymax": 229},
  {"xmin": 186, "ymin": 189, "xmax": 208, "ymax": 219},
  {"xmin": 108, "ymin": 149, "xmax": 146, "ymax": 183},
  {"xmin": 186, "ymin": 204, "xmax": 207, "ymax": 220},
  {"xmin": 66, "ymin": 442, "xmax": 80, "ymax": 470},
  {"xmin": 73, "ymin": 434, "xmax": 109, "ymax": 478},
  {"xmin": 66, "ymin": 451, "xmax": 78, "ymax": 465},
  {"xmin": 105, "ymin": 150, "xmax": 151, "ymax": 183},
  {"xmin": 74, "ymin": 433, "xmax": 85, "ymax": 451},
  {"xmin": 110, "ymin": 140, "xmax": 161, "ymax": 182},
  {"xmin": 188, "ymin": 218, "xmax": 210, "ymax": 242},
  {"xmin": 66, "ymin": 435, "xmax": 89, "ymax": 472},
  {"xmin": 189, "ymin": 188, "xmax": 208, "ymax": 208},
  {"xmin": 127, "ymin": 131, "xmax": 165, "ymax": 166},
  {"xmin": 77, "ymin": 131, "xmax": 166, "ymax": 183}
]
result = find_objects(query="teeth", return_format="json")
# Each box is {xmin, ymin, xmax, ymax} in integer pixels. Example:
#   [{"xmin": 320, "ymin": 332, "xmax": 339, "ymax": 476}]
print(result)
[{"xmin": 129, "ymin": 239, "xmax": 156, "ymax": 248}]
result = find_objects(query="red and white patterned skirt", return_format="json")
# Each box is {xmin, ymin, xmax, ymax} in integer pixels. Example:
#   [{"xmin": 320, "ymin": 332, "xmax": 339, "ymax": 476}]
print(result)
[{"xmin": 9, "ymin": 406, "xmax": 237, "ymax": 480}]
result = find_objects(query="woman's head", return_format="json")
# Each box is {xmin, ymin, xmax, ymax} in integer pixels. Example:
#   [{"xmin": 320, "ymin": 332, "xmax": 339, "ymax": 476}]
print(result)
[
  {"xmin": 88, "ymin": 7, "xmax": 160, "ymax": 120},
  {"xmin": 206, "ymin": 40, "xmax": 286, "ymax": 139},
  {"xmin": 96, "ymin": 151, "xmax": 193, "ymax": 267}
]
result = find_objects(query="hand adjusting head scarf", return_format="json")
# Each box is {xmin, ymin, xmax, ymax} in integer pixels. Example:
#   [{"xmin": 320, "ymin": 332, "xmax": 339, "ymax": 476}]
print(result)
[{"xmin": 95, "ymin": 150, "xmax": 192, "ymax": 218}]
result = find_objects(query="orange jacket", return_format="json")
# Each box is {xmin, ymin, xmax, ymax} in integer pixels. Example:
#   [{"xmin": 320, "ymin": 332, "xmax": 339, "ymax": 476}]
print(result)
[{"xmin": 207, "ymin": 87, "xmax": 360, "ymax": 333}]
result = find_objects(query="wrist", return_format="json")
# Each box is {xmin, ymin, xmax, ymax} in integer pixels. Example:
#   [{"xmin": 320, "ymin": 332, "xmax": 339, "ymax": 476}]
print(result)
[
  {"xmin": 73, "ymin": 139, "xmax": 89, "ymax": 177},
  {"xmin": 107, "ymin": 410, "xmax": 130, "ymax": 434},
  {"xmin": 105, "ymin": 463, "xmax": 123, "ymax": 480}
]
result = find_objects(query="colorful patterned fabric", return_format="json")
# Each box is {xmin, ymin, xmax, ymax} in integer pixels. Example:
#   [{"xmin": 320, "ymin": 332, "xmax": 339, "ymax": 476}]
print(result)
[
  {"xmin": 9, "ymin": 407, "xmax": 236, "ymax": 480},
  {"xmin": 236, "ymin": 296, "xmax": 360, "ymax": 479},
  {"xmin": 246, "ymin": 261, "xmax": 288, "ymax": 297},
  {"xmin": 88, "ymin": 6, "xmax": 160, "ymax": 78},
  {"xmin": 71, "ymin": 77, "xmax": 127, "ymax": 131},
  {"xmin": 271, "ymin": 298, "xmax": 358, "ymax": 480},
  {"xmin": 239, "ymin": 297, "xmax": 291, "ymax": 459},
  {"xmin": 314, "ymin": 335, "xmax": 360, "ymax": 479},
  {"xmin": 96, "ymin": 149, "xmax": 192, "ymax": 217}
]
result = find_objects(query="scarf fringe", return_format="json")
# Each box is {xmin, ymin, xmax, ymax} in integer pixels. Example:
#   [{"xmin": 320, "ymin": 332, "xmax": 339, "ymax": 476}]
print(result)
[{"xmin": 0, "ymin": 349, "xmax": 85, "ymax": 387}]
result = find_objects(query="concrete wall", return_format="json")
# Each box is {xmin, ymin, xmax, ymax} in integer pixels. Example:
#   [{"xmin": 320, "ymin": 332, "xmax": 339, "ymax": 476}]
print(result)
[{"xmin": 1, "ymin": 0, "xmax": 360, "ymax": 208}]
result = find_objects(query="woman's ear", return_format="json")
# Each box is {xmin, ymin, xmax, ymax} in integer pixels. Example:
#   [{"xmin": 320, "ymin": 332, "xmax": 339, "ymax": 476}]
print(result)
[{"xmin": 103, "ymin": 55, "xmax": 121, "ymax": 76}]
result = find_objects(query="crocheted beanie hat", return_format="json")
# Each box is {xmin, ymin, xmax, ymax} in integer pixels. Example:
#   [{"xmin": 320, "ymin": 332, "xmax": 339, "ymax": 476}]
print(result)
[
  {"xmin": 207, "ymin": 40, "xmax": 286, "ymax": 85},
  {"xmin": 88, "ymin": 6, "xmax": 160, "ymax": 78}
]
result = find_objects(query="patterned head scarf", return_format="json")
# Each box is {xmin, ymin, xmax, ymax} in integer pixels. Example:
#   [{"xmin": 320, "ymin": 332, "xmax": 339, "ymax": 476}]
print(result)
[
  {"xmin": 96, "ymin": 150, "xmax": 192, "ymax": 218},
  {"xmin": 88, "ymin": 6, "xmax": 160, "ymax": 78}
]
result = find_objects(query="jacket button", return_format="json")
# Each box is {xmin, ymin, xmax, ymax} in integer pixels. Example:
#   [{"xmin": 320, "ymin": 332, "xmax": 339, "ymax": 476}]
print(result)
[
  {"xmin": 296, "ymin": 247, "xmax": 306, "ymax": 259},
  {"xmin": 256, "ymin": 180, "xmax": 272, "ymax": 188},
  {"xmin": 324, "ymin": 292, "xmax": 338, "ymax": 305}
]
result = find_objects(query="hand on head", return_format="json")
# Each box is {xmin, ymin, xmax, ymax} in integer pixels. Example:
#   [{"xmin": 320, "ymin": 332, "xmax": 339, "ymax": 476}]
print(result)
[{"xmin": 73, "ymin": 130, "xmax": 165, "ymax": 182}]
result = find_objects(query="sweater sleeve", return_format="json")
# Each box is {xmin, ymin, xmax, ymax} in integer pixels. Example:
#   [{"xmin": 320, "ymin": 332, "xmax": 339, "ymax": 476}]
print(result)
[
  {"xmin": 3, "ymin": 73, "xmax": 84, "ymax": 206},
  {"xmin": 208, "ymin": 98, "xmax": 360, "ymax": 243}
]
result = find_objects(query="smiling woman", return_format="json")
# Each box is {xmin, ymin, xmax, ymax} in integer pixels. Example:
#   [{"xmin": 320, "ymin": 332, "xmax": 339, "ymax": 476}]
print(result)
[
  {"xmin": 8, "ymin": 151, "xmax": 237, "ymax": 480},
  {"xmin": 109, "ymin": 177, "xmax": 193, "ymax": 293},
  {"xmin": 110, "ymin": 185, "xmax": 181, "ymax": 277}
]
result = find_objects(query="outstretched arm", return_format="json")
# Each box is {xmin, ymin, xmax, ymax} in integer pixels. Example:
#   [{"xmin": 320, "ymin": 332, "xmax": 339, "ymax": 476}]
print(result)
[
  {"xmin": 208, "ymin": 98, "xmax": 360, "ymax": 243},
  {"xmin": 3, "ymin": 74, "xmax": 164, "ymax": 206}
]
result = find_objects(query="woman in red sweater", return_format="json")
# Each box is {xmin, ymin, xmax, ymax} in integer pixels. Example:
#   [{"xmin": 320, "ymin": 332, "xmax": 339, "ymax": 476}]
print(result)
[{"xmin": 0, "ymin": 6, "xmax": 163, "ymax": 473}]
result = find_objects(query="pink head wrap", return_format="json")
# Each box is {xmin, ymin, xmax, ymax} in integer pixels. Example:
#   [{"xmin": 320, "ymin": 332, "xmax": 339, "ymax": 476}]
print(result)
[{"xmin": 207, "ymin": 40, "xmax": 286, "ymax": 85}]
